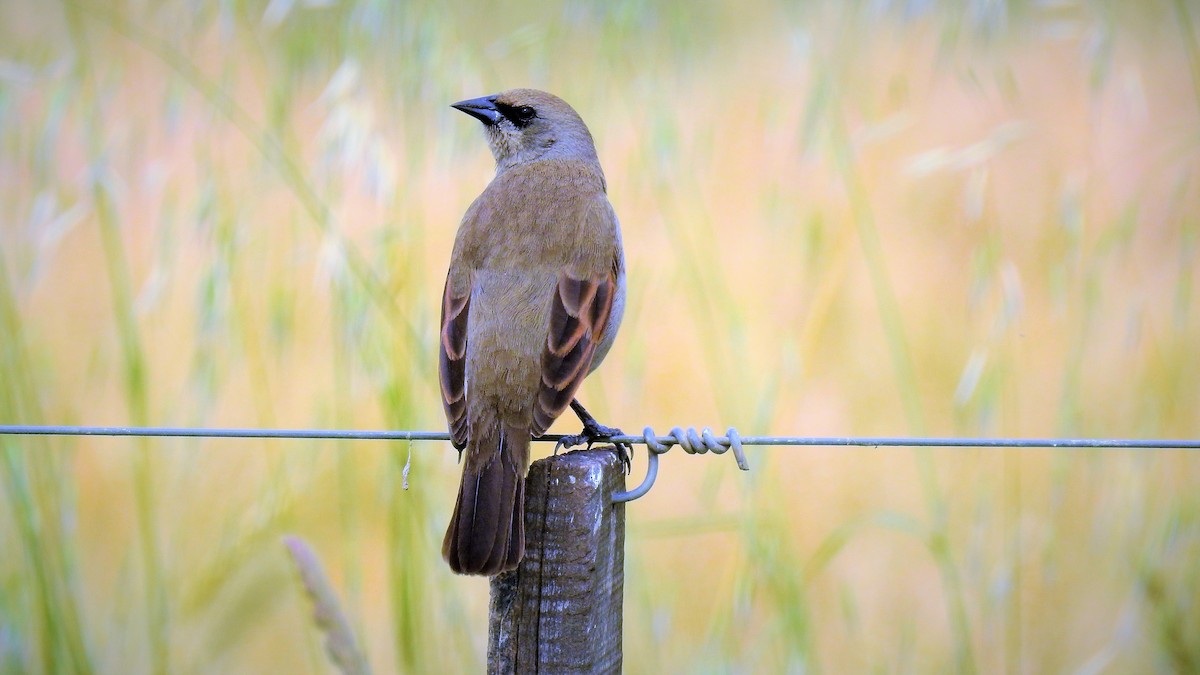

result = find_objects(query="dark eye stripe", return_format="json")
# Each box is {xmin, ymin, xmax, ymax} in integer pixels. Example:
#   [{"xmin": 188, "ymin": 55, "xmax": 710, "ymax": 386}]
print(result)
[{"xmin": 495, "ymin": 102, "xmax": 537, "ymax": 128}]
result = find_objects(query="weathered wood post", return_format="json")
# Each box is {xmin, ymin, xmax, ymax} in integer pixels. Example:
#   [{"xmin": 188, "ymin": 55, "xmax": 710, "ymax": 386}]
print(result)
[{"xmin": 488, "ymin": 447, "xmax": 626, "ymax": 674}]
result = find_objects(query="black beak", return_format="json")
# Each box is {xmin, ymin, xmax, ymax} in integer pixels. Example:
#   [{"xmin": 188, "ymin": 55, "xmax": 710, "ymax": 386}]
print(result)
[{"xmin": 451, "ymin": 95, "xmax": 502, "ymax": 126}]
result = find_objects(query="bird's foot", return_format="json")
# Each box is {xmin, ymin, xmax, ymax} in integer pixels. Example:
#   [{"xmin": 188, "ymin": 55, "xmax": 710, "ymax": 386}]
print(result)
[
  {"xmin": 554, "ymin": 422, "xmax": 632, "ymax": 474},
  {"xmin": 558, "ymin": 399, "xmax": 633, "ymax": 472},
  {"xmin": 582, "ymin": 416, "xmax": 623, "ymax": 440}
]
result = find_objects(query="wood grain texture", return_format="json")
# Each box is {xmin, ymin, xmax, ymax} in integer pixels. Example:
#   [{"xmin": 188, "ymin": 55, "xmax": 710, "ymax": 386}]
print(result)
[{"xmin": 488, "ymin": 448, "xmax": 626, "ymax": 674}]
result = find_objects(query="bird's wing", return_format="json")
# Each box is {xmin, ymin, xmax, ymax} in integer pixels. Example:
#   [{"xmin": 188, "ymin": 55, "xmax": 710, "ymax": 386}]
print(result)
[
  {"xmin": 439, "ymin": 275, "xmax": 471, "ymax": 449},
  {"xmin": 530, "ymin": 270, "xmax": 617, "ymax": 436}
]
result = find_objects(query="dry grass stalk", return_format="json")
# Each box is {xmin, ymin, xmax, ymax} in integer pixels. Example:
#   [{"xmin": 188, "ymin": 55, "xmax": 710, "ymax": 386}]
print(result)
[{"xmin": 283, "ymin": 536, "xmax": 371, "ymax": 675}]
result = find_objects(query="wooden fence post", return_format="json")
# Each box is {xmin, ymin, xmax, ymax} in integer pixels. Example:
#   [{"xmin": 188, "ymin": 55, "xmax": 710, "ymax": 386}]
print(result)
[{"xmin": 488, "ymin": 447, "xmax": 626, "ymax": 674}]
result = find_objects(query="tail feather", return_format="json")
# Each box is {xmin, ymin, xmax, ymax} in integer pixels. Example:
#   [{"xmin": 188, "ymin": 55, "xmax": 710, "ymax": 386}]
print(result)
[
  {"xmin": 502, "ymin": 476, "xmax": 526, "ymax": 570},
  {"xmin": 443, "ymin": 422, "xmax": 528, "ymax": 575}
]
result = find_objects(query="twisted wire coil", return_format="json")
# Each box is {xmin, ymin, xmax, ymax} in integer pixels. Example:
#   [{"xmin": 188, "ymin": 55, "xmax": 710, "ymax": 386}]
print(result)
[{"xmin": 611, "ymin": 426, "xmax": 749, "ymax": 503}]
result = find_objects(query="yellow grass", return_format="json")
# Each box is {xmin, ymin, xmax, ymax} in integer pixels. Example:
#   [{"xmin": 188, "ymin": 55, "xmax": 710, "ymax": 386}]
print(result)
[{"xmin": 1, "ymin": 0, "xmax": 1198, "ymax": 672}]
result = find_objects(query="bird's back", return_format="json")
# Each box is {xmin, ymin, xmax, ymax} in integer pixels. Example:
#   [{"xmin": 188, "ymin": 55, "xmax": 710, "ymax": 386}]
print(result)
[{"xmin": 452, "ymin": 158, "xmax": 616, "ymax": 428}]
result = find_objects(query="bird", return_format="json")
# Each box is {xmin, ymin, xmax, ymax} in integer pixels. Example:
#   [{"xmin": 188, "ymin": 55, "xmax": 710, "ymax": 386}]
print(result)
[{"xmin": 439, "ymin": 89, "xmax": 627, "ymax": 576}]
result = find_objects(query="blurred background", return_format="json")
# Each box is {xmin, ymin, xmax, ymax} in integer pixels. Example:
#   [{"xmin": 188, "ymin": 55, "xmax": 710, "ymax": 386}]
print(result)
[{"xmin": 2, "ymin": 0, "xmax": 1199, "ymax": 672}]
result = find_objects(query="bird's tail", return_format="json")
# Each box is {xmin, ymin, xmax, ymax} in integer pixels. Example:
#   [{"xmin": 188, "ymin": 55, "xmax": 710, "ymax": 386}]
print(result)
[{"xmin": 442, "ymin": 421, "xmax": 528, "ymax": 576}]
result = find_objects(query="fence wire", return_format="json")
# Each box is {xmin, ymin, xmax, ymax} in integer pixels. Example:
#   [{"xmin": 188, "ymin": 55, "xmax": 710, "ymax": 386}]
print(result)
[
  {"xmin": 0, "ymin": 425, "xmax": 1197, "ymax": 449},
  {"xmin": 5, "ymin": 424, "xmax": 1196, "ymax": 502}
]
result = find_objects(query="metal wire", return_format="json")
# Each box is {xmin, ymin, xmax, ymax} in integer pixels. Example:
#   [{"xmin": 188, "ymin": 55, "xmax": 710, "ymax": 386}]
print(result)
[
  {"xmin": 0, "ymin": 424, "xmax": 1197, "ymax": 449},
  {"xmin": 0, "ymin": 425, "xmax": 458, "ymax": 441},
  {"xmin": 4, "ymin": 424, "xmax": 1197, "ymax": 504}
]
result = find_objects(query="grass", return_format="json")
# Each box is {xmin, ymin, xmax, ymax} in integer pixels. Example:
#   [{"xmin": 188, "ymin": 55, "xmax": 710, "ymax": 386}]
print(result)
[{"xmin": 1, "ymin": 0, "xmax": 1199, "ymax": 672}]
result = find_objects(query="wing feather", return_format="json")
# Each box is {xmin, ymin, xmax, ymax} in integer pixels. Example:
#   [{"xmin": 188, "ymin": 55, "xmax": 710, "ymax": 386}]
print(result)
[
  {"xmin": 439, "ymin": 276, "xmax": 471, "ymax": 449},
  {"xmin": 530, "ymin": 271, "xmax": 617, "ymax": 436}
]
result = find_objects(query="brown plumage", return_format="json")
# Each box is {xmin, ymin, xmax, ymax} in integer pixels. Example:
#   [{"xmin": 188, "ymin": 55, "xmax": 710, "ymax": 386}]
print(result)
[{"xmin": 440, "ymin": 89, "xmax": 625, "ymax": 575}]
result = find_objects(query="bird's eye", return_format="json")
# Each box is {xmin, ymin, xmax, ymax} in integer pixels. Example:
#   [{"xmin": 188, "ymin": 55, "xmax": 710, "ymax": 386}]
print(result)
[{"xmin": 516, "ymin": 106, "xmax": 536, "ymax": 120}]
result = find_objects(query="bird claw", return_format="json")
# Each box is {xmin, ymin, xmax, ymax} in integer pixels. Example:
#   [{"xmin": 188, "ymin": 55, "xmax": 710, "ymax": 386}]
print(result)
[
  {"xmin": 613, "ymin": 441, "xmax": 633, "ymax": 475},
  {"xmin": 554, "ymin": 433, "xmax": 586, "ymax": 455},
  {"xmin": 555, "ymin": 425, "xmax": 633, "ymax": 474}
]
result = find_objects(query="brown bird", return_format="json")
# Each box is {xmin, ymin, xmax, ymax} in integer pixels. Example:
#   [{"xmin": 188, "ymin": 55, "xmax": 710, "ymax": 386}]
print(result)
[{"xmin": 440, "ymin": 89, "xmax": 626, "ymax": 576}]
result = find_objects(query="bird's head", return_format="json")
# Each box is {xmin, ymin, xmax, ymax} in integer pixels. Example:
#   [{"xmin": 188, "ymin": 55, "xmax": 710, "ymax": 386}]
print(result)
[{"xmin": 452, "ymin": 89, "xmax": 598, "ymax": 173}]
